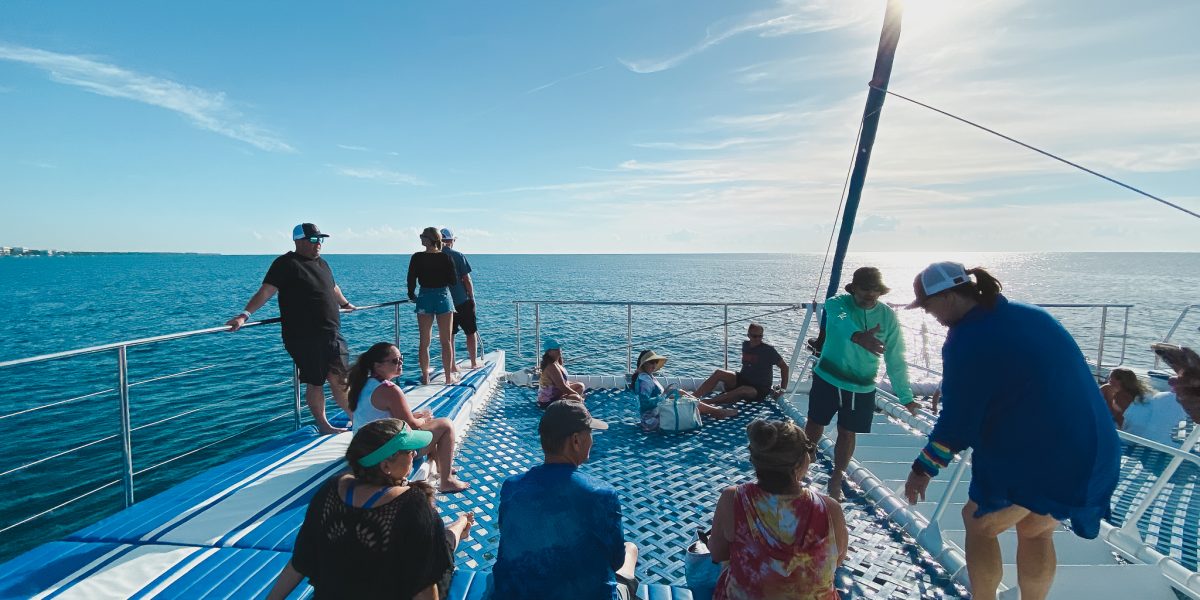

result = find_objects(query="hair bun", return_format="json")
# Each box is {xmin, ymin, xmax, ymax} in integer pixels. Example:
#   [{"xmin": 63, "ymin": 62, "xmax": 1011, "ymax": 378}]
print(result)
[{"xmin": 747, "ymin": 420, "xmax": 778, "ymax": 451}]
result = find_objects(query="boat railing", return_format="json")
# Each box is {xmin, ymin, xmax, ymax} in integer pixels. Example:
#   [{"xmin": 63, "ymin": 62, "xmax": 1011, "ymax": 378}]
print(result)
[
  {"xmin": 866, "ymin": 370, "xmax": 1200, "ymax": 595},
  {"xmin": 1155, "ymin": 304, "xmax": 1200, "ymax": 369},
  {"xmin": 0, "ymin": 300, "xmax": 408, "ymax": 541},
  {"xmin": 512, "ymin": 300, "xmax": 815, "ymax": 378}
]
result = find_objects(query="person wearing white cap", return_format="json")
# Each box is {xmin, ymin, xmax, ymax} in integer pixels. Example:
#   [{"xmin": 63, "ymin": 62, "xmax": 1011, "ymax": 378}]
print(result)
[
  {"xmin": 902, "ymin": 262, "xmax": 1119, "ymax": 600},
  {"xmin": 226, "ymin": 223, "xmax": 356, "ymax": 435},
  {"xmin": 439, "ymin": 228, "xmax": 481, "ymax": 370}
]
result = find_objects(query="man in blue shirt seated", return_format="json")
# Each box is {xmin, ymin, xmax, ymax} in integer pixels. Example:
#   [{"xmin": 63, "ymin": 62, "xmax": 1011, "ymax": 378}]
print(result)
[{"xmin": 489, "ymin": 400, "xmax": 639, "ymax": 600}]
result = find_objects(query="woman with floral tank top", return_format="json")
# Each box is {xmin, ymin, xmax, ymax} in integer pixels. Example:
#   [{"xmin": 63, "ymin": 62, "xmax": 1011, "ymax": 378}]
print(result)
[{"xmin": 709, "ymin": 420, "xmax": 848, "ymax": 600}]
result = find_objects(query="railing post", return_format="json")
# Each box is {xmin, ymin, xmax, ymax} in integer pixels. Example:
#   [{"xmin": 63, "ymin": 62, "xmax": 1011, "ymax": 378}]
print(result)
[
  {"xmin": 626, "ymin": 304, "xmax": 633, "ymax": 376},
  {"xmin": 292, "ymin": 365, "xmax": 303, "ymax": 431},
  {"xmin": 1119, "ymin": 306, "xmax": 1130, "ymax": 366},
  {"xmin": 1096, "ymin": 306, "xmax": 1108, "ymax": 375},
  {"xmin": 534, "ymin": 303, "xmax": 541, "ymax": 372},
  {"xmin": 117, "ymin": 345, "xmax": 135, "ymax": 507},
  {"xmin": 723, "ymin": 305, "xmax": 729, "ymax": 370},
  {"xmin": 393, "ymin": 303, "xmax": 401, "ymax": 348}
]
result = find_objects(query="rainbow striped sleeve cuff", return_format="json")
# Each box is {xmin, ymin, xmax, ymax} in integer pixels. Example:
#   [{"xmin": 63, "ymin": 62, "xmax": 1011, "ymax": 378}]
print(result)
[{"xmin": 914, "ymin": 440, "xmax": 954, "ymax": 476}]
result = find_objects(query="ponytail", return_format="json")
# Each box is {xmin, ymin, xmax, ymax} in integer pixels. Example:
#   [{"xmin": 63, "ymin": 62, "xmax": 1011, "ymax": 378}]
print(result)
[
  {"xmin": 347, "ymin": 342, "xmax": 397, "ymax": 411},
  {"xmin": 966, "ymin": 267, "xmax": 1002, "ymax": 308}
]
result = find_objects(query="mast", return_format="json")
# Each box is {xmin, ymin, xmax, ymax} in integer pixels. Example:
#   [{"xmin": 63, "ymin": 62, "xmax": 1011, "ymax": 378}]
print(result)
[{"xmin": 823, "ymin": 0, "xmax": 904, "ymax": 299}]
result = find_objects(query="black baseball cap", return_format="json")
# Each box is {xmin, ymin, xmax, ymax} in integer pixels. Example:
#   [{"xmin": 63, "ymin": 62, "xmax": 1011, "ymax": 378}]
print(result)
[{"xmin": 292, "ymin": 223, "xmax": 330, "ymax": 240}]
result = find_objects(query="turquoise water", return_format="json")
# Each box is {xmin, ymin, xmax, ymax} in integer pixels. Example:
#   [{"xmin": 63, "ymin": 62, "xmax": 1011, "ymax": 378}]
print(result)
[{"xmin": 0, "ymin": 252, "xmax": 1197, "ymax": 560}]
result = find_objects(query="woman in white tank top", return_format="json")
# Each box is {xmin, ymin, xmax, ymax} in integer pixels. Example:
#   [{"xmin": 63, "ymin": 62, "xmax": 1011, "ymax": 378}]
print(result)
[{"xmin": 346, "ymin": 343, "xmax": 470, "ymax": 493}]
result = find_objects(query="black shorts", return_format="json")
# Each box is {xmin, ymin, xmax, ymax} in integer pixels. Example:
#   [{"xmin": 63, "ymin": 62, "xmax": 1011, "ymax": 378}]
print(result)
[
  {"xmin": 452, "ymin": 299, "xmax": 478, "ymax": 336},
  {"xmin": 735, "ymin": 372, "xmax": 772, "ymax": 402},
  {"xmin": 283, "ymin": 334, "xmax": 349, "ymax": 386},
  {"xmin": 807, "ymin": 371, "xmax": 876, "ymax": 433}
]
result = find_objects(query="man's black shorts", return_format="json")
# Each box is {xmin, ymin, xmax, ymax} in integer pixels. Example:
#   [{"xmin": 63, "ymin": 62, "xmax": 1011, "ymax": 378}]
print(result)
[
  {"xmin": 807, "ymin": 371, "xmax": 877, "ymax": 433},
  {"xmin": 283, "ymin": 334, "xmax": 349, "ymax": 386},
  {"xmin": 735, "ymin": 372, "xmax": 772, "ymax": 402},
  {"xmin": 452, "ymin": 299, "xmax": 478, "ymax": 336}
]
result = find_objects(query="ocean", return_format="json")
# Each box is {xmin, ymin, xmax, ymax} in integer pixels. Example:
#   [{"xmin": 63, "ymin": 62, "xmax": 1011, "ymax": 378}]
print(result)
[{"xmin": 0, "ymin": 251, "xmax": 1197, "ymax": 560}]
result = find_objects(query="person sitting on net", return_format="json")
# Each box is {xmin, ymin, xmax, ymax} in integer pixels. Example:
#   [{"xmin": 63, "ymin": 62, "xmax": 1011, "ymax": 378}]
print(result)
[
  {"xmin": 266, "ymin": 419, "xmax": 474, "ymax": 600},
  {"xmin": 1100, "ymin": 367, "xmax": 1151, "ymax": 428},
  {"xmin": 347, "ymin": 342, "xmax": 470, "ymax": 493},
  {"xmin": 489, "ymin": 400, "xmax": 639, "ymax": 599},
  {"xmin": 692, "ymin": 323, "xmax": 789, "ymax": 404},
  {"xmin": 709, "ymin": 419, "xmax": 848, "ymax": 599},
  {"xmin": 633, "ymin": 349, "xmax": 737, "ymax": 432},
  {"xmin": 537, "ymin": 338, "xmax": 585, "ymax": 408}
]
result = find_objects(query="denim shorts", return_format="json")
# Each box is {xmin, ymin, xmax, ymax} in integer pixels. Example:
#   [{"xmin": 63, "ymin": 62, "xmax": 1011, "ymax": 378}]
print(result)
[{"xmin": 414, "ymin": 287, "xmax": 455, "ymax": 315}]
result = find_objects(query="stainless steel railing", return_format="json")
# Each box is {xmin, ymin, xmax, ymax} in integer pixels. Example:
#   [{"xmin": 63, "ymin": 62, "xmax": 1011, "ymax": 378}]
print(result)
[
  {"xmin": 1155, "ymin": 304, "xmax": 1200, "ymax": 369},
  {"xmin": 0, "ymin": 300, "xmax": 407, "ymax": 529},
  {"xmin": 512, "ymin": 300, "xmax": 813, "ymax": 377}
]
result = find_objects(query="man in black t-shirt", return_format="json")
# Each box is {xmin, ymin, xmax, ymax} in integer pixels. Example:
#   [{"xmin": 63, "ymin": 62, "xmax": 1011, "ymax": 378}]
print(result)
[
  {"xmin": 226, "ymin": 223, "xmax": 356, "ymax": 434},
  {"xmin": 693, "ymin": 323, "xmax": 789, "ymax": 404}
]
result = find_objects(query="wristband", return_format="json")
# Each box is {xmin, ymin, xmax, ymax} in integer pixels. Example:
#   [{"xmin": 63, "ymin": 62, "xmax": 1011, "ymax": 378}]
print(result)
[{"xmin": 238, "ymin": 310, "xmax": 252, "ymax": 320}]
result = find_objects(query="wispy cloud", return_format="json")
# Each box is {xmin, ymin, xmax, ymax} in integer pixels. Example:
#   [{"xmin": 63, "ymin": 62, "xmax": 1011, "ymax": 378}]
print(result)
[
  {"xmin": 337, "ymin": 144, "xmax": 371, "ymax": 152},
  {"xmin": 620, "ymin": 0, "xmax": 871, "ymax": 74},
  {"xmin": 0, "ymin": 42, "xmax": 293, "ymax": 152},
  {"xmin": 332, "ymin": 165, "xmax": 427, "ymax": 186},
  {"xmin": 18, "ymin": 160, "xmax": 57, "ymax": 169},
  {"xmin": 524, "ymin": 66, "xmax": 605, "ymax": 95}
]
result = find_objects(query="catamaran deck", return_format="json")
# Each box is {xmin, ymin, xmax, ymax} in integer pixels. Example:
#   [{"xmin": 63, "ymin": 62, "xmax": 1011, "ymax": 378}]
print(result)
[
  {"xmin": 442, "ymin": 384, "xmax": 966, "ymax": 599},
  {"xmin": 3, "ymin": 342, "xmax": 1199, "ymax": 599}
]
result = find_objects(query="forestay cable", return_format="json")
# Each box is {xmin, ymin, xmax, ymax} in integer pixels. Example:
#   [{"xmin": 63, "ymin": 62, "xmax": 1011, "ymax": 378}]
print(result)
[{"xmin": 874, "ymin": 86, "xmax": 1200, "ymax": 220}]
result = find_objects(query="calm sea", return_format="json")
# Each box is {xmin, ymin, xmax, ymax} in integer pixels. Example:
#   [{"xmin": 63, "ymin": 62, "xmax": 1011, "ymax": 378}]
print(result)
[{"xmin": 0, "ymin": 251, "xmax": 1197, "ymax": 559}]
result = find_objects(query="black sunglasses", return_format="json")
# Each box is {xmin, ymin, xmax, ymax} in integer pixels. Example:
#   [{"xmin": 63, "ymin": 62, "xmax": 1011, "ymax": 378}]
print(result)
[{"xmin": 306, "ymin": 236, "xmax": 324, "ymax": 244}]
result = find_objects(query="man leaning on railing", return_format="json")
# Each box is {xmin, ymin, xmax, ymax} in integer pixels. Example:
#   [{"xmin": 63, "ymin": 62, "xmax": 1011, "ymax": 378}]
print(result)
[{"xmin": 226, "ymin": 223, "xmax": 357, "ymax": 435}]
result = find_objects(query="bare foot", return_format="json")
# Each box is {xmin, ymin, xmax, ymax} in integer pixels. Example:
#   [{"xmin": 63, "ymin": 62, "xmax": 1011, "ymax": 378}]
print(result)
[
  {"xmin": 717, "ymin": 407, "xmax": 739, "ymax": 418},
  {"xmin": 439, "ymin": 478, "xmax": 471, "ymax": 493},
  {"xmin": 459, "ymin": 511, "xmax": 475, "ymax": 540},
  {"xmin": 470, "ymin": 362, "xmax": 481, "ymax": 369},
  {"xmin": 827, "ymin": 477, "xmax": 845, "ymax": 502},
  {"xmin": 318, "ymin": 424, "xmax": 348, "ymax": 435}
]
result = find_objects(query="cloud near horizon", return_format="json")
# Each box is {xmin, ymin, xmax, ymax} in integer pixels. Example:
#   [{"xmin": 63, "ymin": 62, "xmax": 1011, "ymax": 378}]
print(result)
[{"xmin": 0, "ymin": 42, "xmax": 294, "ymax": 152}]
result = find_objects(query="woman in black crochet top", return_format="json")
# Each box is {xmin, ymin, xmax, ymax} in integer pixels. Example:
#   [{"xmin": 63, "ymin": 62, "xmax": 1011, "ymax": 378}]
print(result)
[{"xmin": 267, "ymin": 419, "xmax": 474, "ymax": 599}]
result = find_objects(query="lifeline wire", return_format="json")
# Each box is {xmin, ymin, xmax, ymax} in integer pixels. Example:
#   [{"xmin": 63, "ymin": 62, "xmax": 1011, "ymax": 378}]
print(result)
[{"xmin": 874, "ymin": 86, "xmax": 1200, "ymax": 220}]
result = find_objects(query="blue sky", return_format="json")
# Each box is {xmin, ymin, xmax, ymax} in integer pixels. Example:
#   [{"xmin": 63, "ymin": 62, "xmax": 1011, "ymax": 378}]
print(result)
[{"xmin": 1, "ymin": 0, "xmax": 1197, "ymax": 254}]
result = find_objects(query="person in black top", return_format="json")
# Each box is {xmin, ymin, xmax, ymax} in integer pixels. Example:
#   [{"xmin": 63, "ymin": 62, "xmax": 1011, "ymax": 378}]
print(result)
[
  {"xmin": 226, "ymin": 223, "xmax": 356, "ymax": 434},
  {"xmin": 407, "ymin": 227, "xmax": 459, "ymax": 385},
  {"xmin": 266, "ymin": 418, "xmax": 475, "ymax": 600},
  {"xmin": 693, "ymin": 323, "xmax": 789, "ymax": 404}
]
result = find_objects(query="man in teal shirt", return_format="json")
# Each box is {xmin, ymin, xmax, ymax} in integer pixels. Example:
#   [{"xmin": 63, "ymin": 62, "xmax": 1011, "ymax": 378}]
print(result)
[{"xmin": 806, "ymin": 267, "xmax": 917, "ymax": 500}]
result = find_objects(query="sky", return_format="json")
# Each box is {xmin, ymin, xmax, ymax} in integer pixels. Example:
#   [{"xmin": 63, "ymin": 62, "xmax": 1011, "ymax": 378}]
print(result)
[{"xmin": 1, "ymin": 0, "xmax": 1198, "ymax": 254}]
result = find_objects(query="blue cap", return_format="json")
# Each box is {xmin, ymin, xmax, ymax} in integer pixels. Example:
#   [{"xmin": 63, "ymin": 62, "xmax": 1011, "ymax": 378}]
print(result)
[
  {"xmin": 439, "ymin": 227, "xmax": 455, "ymax": 241},
  {"xmin": 543, "ymin": 338, "xmax": 562, "ymax": 352}
]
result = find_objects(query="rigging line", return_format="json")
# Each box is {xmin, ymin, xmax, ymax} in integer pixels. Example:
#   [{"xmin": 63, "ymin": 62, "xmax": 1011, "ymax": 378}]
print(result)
[
  {"xmin": 813, "ymin": 112, "xmax": 871, "ymax": 305},
  {"xmin": 874, "ymin": 86, "xmax": 1200, "ymax": 220}
]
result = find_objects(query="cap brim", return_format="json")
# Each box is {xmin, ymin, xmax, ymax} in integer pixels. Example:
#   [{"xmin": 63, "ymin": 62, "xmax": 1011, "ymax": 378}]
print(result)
[{"xmin": 587, "ymin": 418, "xmax": 609, "ymax": 431}]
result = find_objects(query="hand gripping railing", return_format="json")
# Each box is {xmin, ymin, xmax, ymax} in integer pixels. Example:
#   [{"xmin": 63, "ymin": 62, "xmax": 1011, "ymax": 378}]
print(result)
[{"xmin": 0, "ymin": 300, "xmax": 408, "ymax": 520}]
